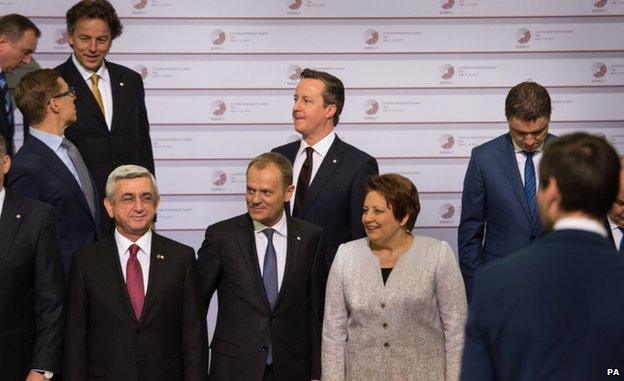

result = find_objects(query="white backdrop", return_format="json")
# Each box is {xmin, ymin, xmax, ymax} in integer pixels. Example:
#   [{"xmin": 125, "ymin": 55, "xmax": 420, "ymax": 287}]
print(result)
[{"xmin": 7, "ymin": 1, "xmax": 624, "ymax": 331}]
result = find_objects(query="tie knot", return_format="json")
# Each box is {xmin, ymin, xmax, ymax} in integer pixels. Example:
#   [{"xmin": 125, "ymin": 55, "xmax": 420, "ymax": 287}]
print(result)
[
  {"xmin": 61, "ymin": 137, "xmax": 75, "ymax": 151},
  {"xmin": 618, "ymin": 226, "xmax": 624, "ymax": 235},
  {"xmin": 129, "ymin": 244, "xmax": 140, "ymax": 258},
  {"xmin": 304, "ymin": 147, "xmax": 314, "ymax": 159},
  {"xmin": 90, "ymin": 74, "xmax": 100, "ymax": 86},
  {"xmin": 262, "ymin": 228, "xmax": 275, "ymax": 240},
  {"xmin": 522, "ymin": 150, "xmax": 535, "ymax": 159}
]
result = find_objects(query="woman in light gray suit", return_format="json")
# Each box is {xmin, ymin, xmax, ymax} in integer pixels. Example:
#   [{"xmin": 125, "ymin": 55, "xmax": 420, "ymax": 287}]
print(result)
[{"xmin": 322, "ymin": 174, "xmax": 467, "ymax": 381}]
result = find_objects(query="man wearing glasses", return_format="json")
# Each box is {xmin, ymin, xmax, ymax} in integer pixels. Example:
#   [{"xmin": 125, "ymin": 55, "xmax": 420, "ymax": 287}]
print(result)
[{"xmin": 8, "ymin": 69, "xmax": 99, "ymax": 277}]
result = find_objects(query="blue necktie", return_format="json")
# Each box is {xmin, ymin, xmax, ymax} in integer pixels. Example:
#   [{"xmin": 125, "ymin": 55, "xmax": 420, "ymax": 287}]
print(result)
[
  {"xmin": 523, "ymin": 151, "xmax": 537, "ymax": 219},
  {"xmin": 618, "ymin": 227, "xmax": 624, "ymax": 255},
  {"xmin": 262, "ymin": 228, "xmax": 278, "ymax": 364},
  {"xmin": 0, "ymin": 72, "xmax": 13, "ymax": 127}
]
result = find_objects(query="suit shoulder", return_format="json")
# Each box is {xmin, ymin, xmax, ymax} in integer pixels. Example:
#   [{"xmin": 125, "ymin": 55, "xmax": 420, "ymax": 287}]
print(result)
[
  {"xmin": 472, "ymin": 133, "xmax": 509, "ymax": 154},
  {"xmin": 154, "ymin": 232, "xmax": 194, "ymax": 253},
  {"xmin": 339, "ymin": 139, "xmax": 375, "ymax": 161},
  {"xmin": 6, "ymin": 191, "xmax": 52, "ymax": 216},
  {"xmin": 207, "ymin": 213, "xmax": 250, "ymax": 233},
  {"xmin": 290, "ymin": 216, "xmax": 323, "ymax": 235},
  {"xmin": 107, "ymin": 61, "xmax": 142, "ymax": 80},
  {"xmin": 272, "ymin": 141, "xmax": 299, "ymax": 154}
]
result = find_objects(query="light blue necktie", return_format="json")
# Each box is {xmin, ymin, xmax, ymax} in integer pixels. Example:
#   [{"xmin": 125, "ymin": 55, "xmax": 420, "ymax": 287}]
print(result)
[
  {"xmin": 523, "ymin": 151, "xmax": 537, "ymax": 219},
  {"xmin": 262, "ymin": 228, "xmax": 278, "ymax": 364},
  {"xmin": 0, "ymin": 72, "xmax": 13, "ymax": 127}
]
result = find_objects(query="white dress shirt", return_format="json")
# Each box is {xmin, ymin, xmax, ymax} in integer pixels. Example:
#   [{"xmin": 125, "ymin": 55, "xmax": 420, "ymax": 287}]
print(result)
[
  {"xmin": 114, "ymin": 229, "xmax": 152, "ymax": 294},
  {"xmin": 512, "ymin": 140, "xmax": 543, "ymax": 190},
  {"xmin": 0, "ymin": 187, "xmax": 5, "ymax": 215},
  {"xmin": 253, "ymin": 212, "xmax": 288, "ymax": 291},
  {"xmin": 609, "ymin": 219, "xmax": 623, "ymax": 251},
  {"xmin": 290, "ymin": 131, "xmax": 336, "ymax": 214},
  {"xmin": 554, "ymin": 217, "xmax": 608, "ymax": 237},
  {"xmin": 29, "ymin": 128, "xmax": 84, "ymax": 189},
  {"xmin": 72, "ymin": 54, "xmax": 113, "ymax": 129}
]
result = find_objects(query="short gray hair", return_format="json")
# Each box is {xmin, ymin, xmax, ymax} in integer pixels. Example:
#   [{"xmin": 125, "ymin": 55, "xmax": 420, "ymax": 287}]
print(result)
[{"xmin": 105, "ymin": 165, "xmax": 158, "ymax": 200}]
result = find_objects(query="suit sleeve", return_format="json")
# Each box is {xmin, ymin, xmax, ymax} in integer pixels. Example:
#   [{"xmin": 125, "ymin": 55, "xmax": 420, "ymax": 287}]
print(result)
[
  {"xmin": 135, "ymin": 74, "xmax": 154, "ymax": 175},
  {"xmin": 349, "ymin": 156, "xmax": 379, "ymax": 240},
  {"xmin": 31, "ymin": 207, "xmax": 65, "ymax": 373},
  {"xmin": 308, "ymin": 230, "xmax": 326, "ymax": 380},
  {"xmin": 435, "ymin": 241, "xmax": 468, "ymax": 381},
  {"xmin": 196, "ymin": 225, "xmax": 223, "ymax": 309},
  {"xmin": 63, "ymin": 252, "xmax": 89, "ymax": 381},
  {"xmin": 321, "ymin": 244, "xmax": 348, "ymax": 381},
  {"xmin": 458, "ymin": 148, "xmax": 486, "ymax": 302},
  {"xmin": 7, "ymin": 164, "xmax": 42, "ymax": 201},
  {"xmin": 182, "ymin": 248, "xmax": 209, "ymax": 381},
  {"xmin": 460, "ymin": 272, "xmax": 495, "ymax": 381}
]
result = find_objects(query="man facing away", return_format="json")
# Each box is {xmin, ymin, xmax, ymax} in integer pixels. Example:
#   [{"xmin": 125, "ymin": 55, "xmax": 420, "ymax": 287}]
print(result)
[
  {"xmin": 9, "ymin": 69, "xmax": 99, "ymax": 276},
  {"xmin": 63, "ymin": 165, "xmax": 207, "ymax": 381},
  {"xmin": 0, "ymin": 135, "xmax": 64, "ymax": 381},
  {"xmin": 461, "ymin": 133, "xmax": 624, "ymax": 381},
  {"xmin": 198, "ymin": 152, "xmax": 326, "ymax": 381},
  {"xmin": 458, "ymin": 81, "xmax": 557, "ymax": 301},
  {"xmin": 0, "ymin": 14, "xmax": 39, "ymax": 157},
  {"xmin": 272, "ymin": 68, "xmax": 378, "ymax": 268},
  {"xmin": 54, "ymin": 0, "xmax": 154, "ymax": 236}
]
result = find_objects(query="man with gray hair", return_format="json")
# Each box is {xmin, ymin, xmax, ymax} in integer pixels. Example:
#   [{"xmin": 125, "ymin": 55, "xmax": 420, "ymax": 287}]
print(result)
[{"xmin": 64, "ymin": 164, "xmax": 208, "ymax": 381}]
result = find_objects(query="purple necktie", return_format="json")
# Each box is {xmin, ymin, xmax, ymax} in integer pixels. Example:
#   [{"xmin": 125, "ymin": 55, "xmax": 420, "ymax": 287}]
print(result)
[{"xmin": 126, "ymin": 244, "xmax": 144, "ymax": 320}]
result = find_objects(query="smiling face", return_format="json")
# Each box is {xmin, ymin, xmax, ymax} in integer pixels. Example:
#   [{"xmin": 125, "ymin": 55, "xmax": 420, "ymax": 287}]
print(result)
[
  {"xmin": 104, "ymin": 176, "xmax": 159, "ymax": 241},
  {"xmin": 0, "ymin": 29, "xmax": 37, "ymax": 72},
  {"xmin": 292, "ymin": 78, "xmax": 336, "ymax": 145},
  {"xmin": 68, "ymin": 17, "xmax": 112, "ymax": 71},
  {"xmin": 362, "ymin": 190, "xmax": 408, "ymax": 247},
  {"xmin": 508, "ymin": 117, "xmax": 549, "ymax": 153},
  {"xmin": 246, "ymin": 163, "xmax": 294, "ymax": 227}
]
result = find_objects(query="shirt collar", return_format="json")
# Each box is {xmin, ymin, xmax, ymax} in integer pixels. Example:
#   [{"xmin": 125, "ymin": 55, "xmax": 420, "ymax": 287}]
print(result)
[
  {"xmin": 553, "ymin": 216, "xmax": 608, "ymax": 237},
  {"xmin": 0, "ymin": 187, "xmax": 5, "ymax": 209},
  {"xmin": 512, "ymin": 138, "xmax": 544, "ymax": 154},
  {"xmin": 114, "ymin": 228, "xmax": 153, "ymax": 256},
  {"xmin": 297, "ymin": 131, "xmax": 336, "ymax": 158},
  {"xmin": 608, "ymin": 218, "xmax": 621, "ymax": 231},
  {"xmin": 29, "ymin": 128, "xmax": 64, "ymax": 151},
  {"xmin": 72, "ymin": 53, "xmax": 110, "ymax": 83},
  {"xmin": 253, "ymin": 211, "xmax": 287, "ymax": 237}
]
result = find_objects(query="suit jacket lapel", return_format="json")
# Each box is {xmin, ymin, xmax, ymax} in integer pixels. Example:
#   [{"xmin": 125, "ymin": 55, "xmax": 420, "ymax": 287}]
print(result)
[
  {"xmin": 0, "ymin": 191, "xmax": 22, "ymax": 265},
  {"xmin": 65, "ymin": 58, "xmax": 107, "ymax": 129},
  {"xmin": 498, "ymin": 134, "xmax": 532, "ymax": 223},
  {"xmin": 298, "ymin": 136, "xmax": 344, "ymax": 217},
  {"xmin": 237, "ymin": 214, "xmax": 272, "ymax": 311},
  {"xmin": 28, "ymin": 137, "xmax": 95, "ymax": 222},
  {"xmin": 272, "ymin": 217, "xmax": 302, "ymax": 312},
  {"xmin": 96, "ymin": 237, "xmax": 137, "ymax": 323},
  {"xmin": 139, "ymin": 232, "xmax": 168, "ymax": 324}
]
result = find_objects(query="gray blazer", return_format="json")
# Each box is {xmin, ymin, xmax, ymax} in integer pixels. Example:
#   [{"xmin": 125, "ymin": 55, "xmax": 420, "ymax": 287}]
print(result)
[{"xmin": 322, "ymin": 236, "xmax": 467, "ymax": 381}]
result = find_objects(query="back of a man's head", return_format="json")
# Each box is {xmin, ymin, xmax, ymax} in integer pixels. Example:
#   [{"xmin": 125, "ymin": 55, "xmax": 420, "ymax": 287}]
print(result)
[{"xmin": 539, "ymin": 132, "xmax": 620, "ymax": 220}]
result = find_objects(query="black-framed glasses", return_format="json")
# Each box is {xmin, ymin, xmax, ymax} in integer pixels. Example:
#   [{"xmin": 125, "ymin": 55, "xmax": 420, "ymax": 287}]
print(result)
[{"xmin": 51, "ymin": 86, "xmax": 76, "ymax": 99}]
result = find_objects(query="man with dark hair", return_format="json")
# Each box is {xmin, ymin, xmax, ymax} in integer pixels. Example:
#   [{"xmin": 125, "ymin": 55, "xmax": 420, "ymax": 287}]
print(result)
[
  {"xmin": 461, "ymin": 133, "xmax": 624, "ymax": 380},
  {"xmin": 198, "ymin": 152, "xmax": 326, "ymax": 381},
  {"xmin": 64, "ymin": 165, "xmax": 207, "ymax": 381},
  {"xmin": 458, "ymin": 81, "xmax": 556, "ymax": 301},
  {"xmin": 54, "ymin": 0, "xmax": 154, "ymax": 236},
  {"xmin": 0, "ymin": 14, "xmax": 40, "ymax": 157},
  {"xmin": 0, "ymin": 135, "xmax": 64, "ymax": 381},
  {"xmin": 272, "ymin": 68, "xmax": 378, "ymax": 268},
  {"xmin": 8, "ymin": 69, "xmax": 99, "ymax": 276},
  {"xmin": 607, "ymin": 158, "xmax": 624, "ymax": 252}
]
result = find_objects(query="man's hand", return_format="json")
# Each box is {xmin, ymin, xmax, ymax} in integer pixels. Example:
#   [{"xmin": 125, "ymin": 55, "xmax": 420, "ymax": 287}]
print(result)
[{"xmin": 25, "ymin": 370, "xmax": 46, "ymax": 381}]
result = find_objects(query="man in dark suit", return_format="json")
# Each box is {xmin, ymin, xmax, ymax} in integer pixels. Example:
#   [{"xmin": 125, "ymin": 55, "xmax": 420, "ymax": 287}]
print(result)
[
  {"xmin": 8, "ymin": 69, "xmax": 99, "ymax": 276},
  {"xmin": 54, "ymin": 0, "xmax": 154, "ymax": 236},
  {"xmin": 64, "ymin": 164, "xmax": 207, "ymax": 381},
  {"xmin": 198, "ymin": 152, "xmax": 325, "ymax": 381},
  {"xmin": 607, "ymin": 158, "xmax": 624, "ymax": 251},
  {"xmin": 458, "ymin": 81, "xmax": 556, "ymax": 301},
  {"xmin": 0, "ymin": 135, "xmax": 64, "ymax": 381},
  {"xmin": 272, "ymin": 69, "xmax": 378, "ymax": 267},
  {"xmin": 0, "ymin": 14, "xmax": 39, "ymax": 157},
  {"xmin": 461, "ymin": 133, "xmax": 624, "ymax": 381}
]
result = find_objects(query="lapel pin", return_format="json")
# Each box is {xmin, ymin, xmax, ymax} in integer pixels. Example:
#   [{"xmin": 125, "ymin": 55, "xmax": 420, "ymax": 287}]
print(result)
[
  {"xmin": 296, "ymin": 236, "xmax": 301, "ymax": 240},
  {"xmin": 16, "ymin": 214, "xmax": 21, "ymax": 219},
  {"xmin": 120, "ymin": 82, "xmax": 124, "ymax": 87},
  {"xmin": 156, "ymin": 254, "xmax": 165, "ymax": 259},
  {"xmin": 332, "ymin": 159, "xmax": 337, "ymax": 163}
]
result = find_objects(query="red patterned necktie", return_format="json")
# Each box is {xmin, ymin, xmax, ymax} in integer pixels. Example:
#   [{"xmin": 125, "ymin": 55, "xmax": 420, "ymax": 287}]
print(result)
[{"xmin": 126, "ymin": 244, "xmax": 144, "ymax": 320}]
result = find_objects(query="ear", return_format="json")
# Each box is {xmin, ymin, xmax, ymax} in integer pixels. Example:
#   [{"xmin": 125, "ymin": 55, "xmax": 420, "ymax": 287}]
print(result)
[
  {"xmin": 49, "ymin": 98, "xmax": 62, "ymax": 114},
  {"xmin": 399, "ymin": 213, "xmax": 410, "ymax": 228},
  {"xmin": 325, "ymin": 104, "xmax": 337, "ymax": 121},
  {"xmin": 0, "ymin": 34, "xmax": 9, "ymax": 50},
  {"xmin": 103, "ymin": 197, "xmax": 115, "ymax": 218},
  {"xmin": 1, "ymin": 154, "xmax": 10, "ymax": 176},
  {"xmin": 284, "ymin": 184, "xmax": 295, "ymax": 202}
]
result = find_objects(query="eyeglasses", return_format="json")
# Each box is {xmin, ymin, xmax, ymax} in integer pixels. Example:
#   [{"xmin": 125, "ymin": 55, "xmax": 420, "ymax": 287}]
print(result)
[{"xmin": 51, "ymin": 86, "xmax": 76, "ymax": 99}]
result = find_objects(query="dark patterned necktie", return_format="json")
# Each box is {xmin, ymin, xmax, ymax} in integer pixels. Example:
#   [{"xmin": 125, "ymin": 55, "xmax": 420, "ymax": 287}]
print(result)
[
  {"xmin": 0, "ymin": 72, "xmax": 13, "ymax": 127},
  {"xmin": 523, "ymin": 151, "xmax": 537, "ymax": 219},
  {"xmin": 293, "ymin": 147, "xmax": 313, "ymax": 217}
]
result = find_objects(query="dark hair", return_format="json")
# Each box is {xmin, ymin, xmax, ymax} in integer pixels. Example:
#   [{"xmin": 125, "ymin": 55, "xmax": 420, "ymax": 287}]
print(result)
[
  {"xmin": 0, "ymin": 14, "xmax": 41, "ymax": 41},
  {"xmin": 505, "ymin": 82, "xmax": 551, "ymax": 122},
  {"xmin": 0, "ymin": 135, "xmax": 7, "ymax": 156},
  {"xmin": 15, "ymin": 69, "xmax": 63, "ymax": 125},
  {"xmin": 247, "ymin": 152, "xmax": 293, "ymax": 188},
  {"xmin": 300, "ymin": 68, "xmax": 344, "ymax": 126},
  {"xmin": 66, "ymin": 0, "xmax": 123, "ymax": 39},
  {"xmin": 365, "ymin": 174, "xmax": 420, "ymax": 231},
  {"xmin": 539, "ymin": 132, "xmax": 620, "ymax": 219}
]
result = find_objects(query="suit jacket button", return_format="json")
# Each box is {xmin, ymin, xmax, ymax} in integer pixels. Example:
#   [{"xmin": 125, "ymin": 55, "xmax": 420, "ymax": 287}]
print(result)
[
  {"xmin": 380, "ymin": 303, "xmax": 386, "ymax": 309},
  {"xmin": 384, "ymin": 342, "xmax": 390, "ymax": 349},
  {"xmin": 382, "ymin": 322, "xmax": 388, "ymax": 329},
  {"xmin": 270, "ymin": 317, "xmax": 276, "ymax": 323},
  {"xmin": 261, "ymin": 346, "xmax": 269, "ymax": 352},
  {"xmin": 136, "ymin": 329, "xmax": 142, "ymax": 335}
]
